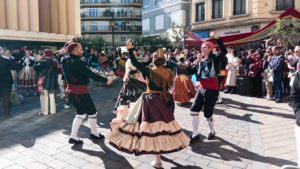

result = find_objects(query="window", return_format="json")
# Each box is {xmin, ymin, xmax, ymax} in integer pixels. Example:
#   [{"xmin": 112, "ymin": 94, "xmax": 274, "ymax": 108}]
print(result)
[
  {"xmin": 143, "ymin": 0, "xmax": 149, "ymax": 8},
  {"xmin": 121, "ymin": 0, "xmax": 130, "ymax": 3},
  {"xmin": 196, "ymin": 3, "xmax": 205, "ymax": 22},
  {"xmin": 156, "ymin": 0, "xmax": 163, "ymax": 5},
  {"xmin": 142, "ymin": 19, "xmax": 150, "ymax": 31},
  {"xmin": 89, "ymin": 9, "xmax": 99, "ymax": 17},
  {"xmin": 155, "ymin": 15, "xmax": 164, "ymax": 30},
  {"xmin": 121, "ymin": 36, "xmax": 126, "ymax": 41},
  {"xmin": 276, "ymin": 0, "xmax": 294, "ymax": 11},
  {"xmin": 234, "ymin": 0, "xmax": 246, "ymax": 15},
  {"xmin": 212, "ymin": 0, "xmax": 223, "ymax": 19},
  {"xmin": 89, "ymin": 0, "xmax": 99, "ymax": 3}
]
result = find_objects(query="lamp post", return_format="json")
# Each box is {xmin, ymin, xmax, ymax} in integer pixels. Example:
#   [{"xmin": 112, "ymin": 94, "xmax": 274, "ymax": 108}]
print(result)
[{"xmin": 111, "ymin": 15, "xmax": 115, "ymax": 51}]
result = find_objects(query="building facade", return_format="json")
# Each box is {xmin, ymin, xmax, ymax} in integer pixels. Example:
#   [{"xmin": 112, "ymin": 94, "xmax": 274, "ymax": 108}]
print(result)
[
  {"xmin": 80, "ymin": 0, "xmax": 142, "ymax": 46},
  {"xmin": 142, "ymin": 0, "xmax": 190, "ymax": 37},
  {"xmin": 190, "ymin": 0, "xmax": 300, "ymax": 38},
  {"xmin": 0, "ymin": 0, "xmax": 81, "ymax": 51}
]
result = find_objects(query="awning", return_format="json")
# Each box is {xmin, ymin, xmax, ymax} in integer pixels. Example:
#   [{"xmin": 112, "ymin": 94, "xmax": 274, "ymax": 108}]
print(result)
[
  {"xmin": 184, "ymin": 33, "xmax": 205, "ymax": 48},
  {"xmin": 206, "ymin": 7, "xmax": 300, "ymax": 47}
]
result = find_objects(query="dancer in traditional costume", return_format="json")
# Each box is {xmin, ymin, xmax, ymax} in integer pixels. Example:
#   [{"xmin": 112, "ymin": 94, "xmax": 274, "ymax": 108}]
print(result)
[
  {"xmin": 114, "ymin": 52, "xmax": 127, "ymax": 79},
  {"xmin": 113, "ymin": 49, "xmax": 150, "ymax": 109},
  {"xmin": 172, "ymin": 53, "xmax": 196, "ymax": 105},
  {"xmin": 18, "ymin": 51, "xmax": 38, "ymax": 96},
  {"xmin": 187, "ymin": 32, "xmax": 227, "ymax": 142},
  {"xmin": 107, "ymin": 40, "xmax": 190, "ymax": 168},
  {"xmin": 61, "ymin": 41, "xmax": 113, "ymax": 144}
]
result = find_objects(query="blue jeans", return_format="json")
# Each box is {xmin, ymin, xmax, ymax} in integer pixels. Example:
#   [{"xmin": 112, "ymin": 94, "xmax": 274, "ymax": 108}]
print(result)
[
  {"xmin": 85, "ymin": 57, "xmax": 90, "ymax": 66},
  {"xmin": 272, "ymin": 73, "xmax": 283, "ymax": 99}
]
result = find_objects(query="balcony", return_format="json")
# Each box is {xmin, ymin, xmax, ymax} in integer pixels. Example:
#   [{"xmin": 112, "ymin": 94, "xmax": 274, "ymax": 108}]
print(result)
[
  {"xmin": 81, "ymin": 25, "xmax": 142, "ymax": 32},
  {"xmin": 80, "ymin": 0, "xmax": 142, "ymax": 6},
  {"xmin": 276, "ymin": 4, "xmax": 294, "ymax": 11},
  {"xmin": 81, "ymin": 11, "xmax": 142, "ymax": 19}
]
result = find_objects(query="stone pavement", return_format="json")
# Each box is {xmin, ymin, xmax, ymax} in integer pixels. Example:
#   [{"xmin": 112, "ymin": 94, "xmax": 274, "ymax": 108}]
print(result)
[{"xmin": 0, "ymin": 81, "xmax": 297, "ymax": 169}]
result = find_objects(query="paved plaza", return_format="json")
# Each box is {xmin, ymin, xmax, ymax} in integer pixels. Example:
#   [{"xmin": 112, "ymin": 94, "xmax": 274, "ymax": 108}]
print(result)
[{"xmin": 0, "ymin": 81, "xmax": 297, "ymax": 169}]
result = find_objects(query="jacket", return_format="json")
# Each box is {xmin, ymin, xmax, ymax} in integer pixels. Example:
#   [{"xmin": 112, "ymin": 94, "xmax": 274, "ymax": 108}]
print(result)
[
  {"xmin": 268, "ymin": 54, "xmax": 285, "ymax": 74},
  {"xmin": 187, "ymin": 38, "xmax": 227, "ymax": 79},
  {"xmin": 247, "ymin": 56, "xmax": 263, "ymax": 78},
  {"xmin": 262, "ymin": 57, "xmax": 269, "ymax": 71},
  {"xmin": 34, "ymin": 58, "xmax": 59, "ymax": 91},
  {"xmin": 62, "ymin": 53, "xmax": 108, "ymax": 86},
  {"xmin": 0, "ymin": 57, "xmax": 18, "ymax": 91},
  {"xmin": 219, "ymin": 55, "xmax": 228, "ymax": 71},
  {"xmin": 291, "ymin": 71, "xmax": 300, "ymax": 127}
]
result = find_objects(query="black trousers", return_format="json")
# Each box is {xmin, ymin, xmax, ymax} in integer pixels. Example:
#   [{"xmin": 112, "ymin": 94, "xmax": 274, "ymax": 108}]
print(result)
[
  {"xmin": 68, "ymin": 93, "xmax": 97, "ymax": 115},
  {"xmin": 190, "ymin": 88, "xmax": 219, "ymax": 118},
  {"xmin": 252, "ymin": 72, "xmax": 262, "ymax": 97},
  {"xmin": 282, "ymin": 74, "xmax": 290, "ymax": 95},
  {"xmin": 0, "ymin": 87, "xmax": 12, "ymax": 116},
  {"xmin": 218, "ymin": 76, "xmax": 225, "ymax": 89}
]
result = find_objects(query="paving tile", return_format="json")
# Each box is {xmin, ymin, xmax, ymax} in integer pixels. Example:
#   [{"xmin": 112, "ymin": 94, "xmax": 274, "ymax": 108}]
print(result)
[
  {"xmin": 21, "ymin": 150, "xmax": 42, "ymax": 158},
  {"xmin": 81, "ymin": 163, "xmax": 105, "ymax": 169},
  {"xmin": 39, "ymin": 147, "xmax": 60, "ymax": 156},
  {"xmin": 2, "ymin": 151, "xmax": 23, "ymax": 160},
  {"xmin": 187, "ymin": 155, "xmax": 211, "ymax": 165},
  {"xmin": 66, "ymin": 157, "xmax": 89, "ymax": 168},
  {"xmin": 0, "ymin": 158, "xmax": 15, "ymax": 168},
  {"xmin": 5, "ymin": 164, "xmax": 26, "ymax": 169},
  {"xmin": 45, "ymin": 159, "xmax": 69, "ymax": 169},
  {"xmin": 85, "ymin": 156, "xmax": 107, "ymax": 165},
  {"xmin": 208, "ymin": 161, "xmax": 233, "ymax": 169},
  {"xmin": 13, "ymin": 156, "xmax": 36, "ymax": 166},
  {"xmin": 33, "ymin": 154, "xmax": 55, "ymax": 163},
  {"xmin": 102, "ymin": 160, "xmax": 124, "ymax": 169},
  {"xmin": 25, "ymin": 162, "xmax": 48, "ymax": 169},
  {"xmin": 53, "ymin": 152, "xmax": 74, "ymax": 161},
  {"xmin": 120, "ymin": 158, "xmax": 142, "ymax": 168}
]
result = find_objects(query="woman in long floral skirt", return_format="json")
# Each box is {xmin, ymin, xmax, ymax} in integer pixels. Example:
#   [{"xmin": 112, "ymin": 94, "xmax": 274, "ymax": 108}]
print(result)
[
  {"xmin": 107, "ymin": 41, "xmax": 190, "ymax": 168},
  {"xmin": 18, "ymin": 51, "xmax": 38, "ymax": 96}
]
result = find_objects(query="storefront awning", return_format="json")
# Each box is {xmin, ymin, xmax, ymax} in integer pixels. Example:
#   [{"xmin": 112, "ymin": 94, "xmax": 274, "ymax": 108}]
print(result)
[
  {"xmin": 206, "ymin": 7, "xmax": 300, "ymax": 47},
  {"xmin": 184, "ymin": 33, "xmax": 205, "ymax": 48}
]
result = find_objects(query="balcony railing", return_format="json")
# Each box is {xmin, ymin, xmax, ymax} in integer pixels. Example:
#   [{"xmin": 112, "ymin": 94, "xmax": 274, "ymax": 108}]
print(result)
[
  {"xmin": 80, "ymin": 0, "xmax": 142, "ymax": 4},
  {"xmin": 81, "ymin": 12, "xmax": 141, "ymax": 18},
  {"xmin": 195, "ymin": 16, "xmax": 205, "ymax": 22},
  {"xmin": 276, "ymin": 4, "xmax": 294, "ymax": 11},
  {"xmin": 233, "ymin": 10, "xmax": 246, "ymax": 15},
  {"xmin": 81, "ymin": 25, "xmax": 142, "ymax": 31}
]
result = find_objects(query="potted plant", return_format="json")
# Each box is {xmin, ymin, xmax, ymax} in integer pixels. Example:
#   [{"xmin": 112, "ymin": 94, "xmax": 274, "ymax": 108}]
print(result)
[{"xmin": 117, "ymin": 10, "xmax": 120, "ymax": 17}]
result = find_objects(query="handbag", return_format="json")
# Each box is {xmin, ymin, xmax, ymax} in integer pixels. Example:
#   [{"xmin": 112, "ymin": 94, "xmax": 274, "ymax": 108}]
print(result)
[
  {"xmin": 268, "ymin": 74, "xmax": 273, "ymax": 82},
  {"xmin": 38, "ymin": 61, "xmax": 54, "ymax": 95}
]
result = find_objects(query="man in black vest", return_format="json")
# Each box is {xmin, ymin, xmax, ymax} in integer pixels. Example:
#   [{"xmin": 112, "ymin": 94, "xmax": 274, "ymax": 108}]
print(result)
[{"xmin": 62, "ymin": 42, "xmax": 112, "ymax": 144}]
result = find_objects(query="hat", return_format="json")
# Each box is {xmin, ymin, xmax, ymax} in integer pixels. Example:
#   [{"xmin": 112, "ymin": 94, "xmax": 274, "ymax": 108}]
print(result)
[
  {"xmin": 154, "ymin": 48, "xmax": 164, "ymax": 59},
  {"xmin": 44, "ymin": 49, "xmax": 52, "ymax": 56},
  {"xmin": 179, "ymin": 53, "xmax": 185, "ymax": 58},
  {"xmin": 67, "ymin": 43, "xmax": 78, "ymax": 53}
]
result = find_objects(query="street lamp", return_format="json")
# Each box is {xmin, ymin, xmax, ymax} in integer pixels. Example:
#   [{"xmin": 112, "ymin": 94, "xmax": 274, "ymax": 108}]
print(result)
[{"xmin": 111, "ymin": 15, "xmax": 115, "ymax": 51}]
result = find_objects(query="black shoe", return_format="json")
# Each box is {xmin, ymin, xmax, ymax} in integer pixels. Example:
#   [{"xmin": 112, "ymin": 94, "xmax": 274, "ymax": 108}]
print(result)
[
  {"xmin": 275, "ymin": 99, "xmax": 282, "ymax": 103},
  {"xmin": 288, "ymin": 103, "xmax": 292, "ymax": 107},
  {"xmin": 223, "ymin": 90, "xmax": 230, "ymax": 94},
  {"xmin": 207, "ymin": 132, "xmax": 215, "ymax": 140},
  {"xmin": 230, "ymin": 90, "xmax": 236, "ymax": 94},
  {"xmin": 90, "ymin": 133, "xmax": 105, "ymax": 140},
  {"xmin": 216, "ymin": 100, "xmax": 223, "ymax": 104},
  {"xmin": 189, "ymin": 134, "xmax": 201, "ymax": 144},
  {"xmin": 69, "ymin": 138, "xmax": 83, "ymax": 144}
]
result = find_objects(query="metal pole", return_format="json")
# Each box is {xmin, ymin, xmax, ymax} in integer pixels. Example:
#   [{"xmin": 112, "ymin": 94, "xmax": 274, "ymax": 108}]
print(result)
[{"xmin": 112, "ymin": 15, "xmax": 114, "ymax": 51}]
